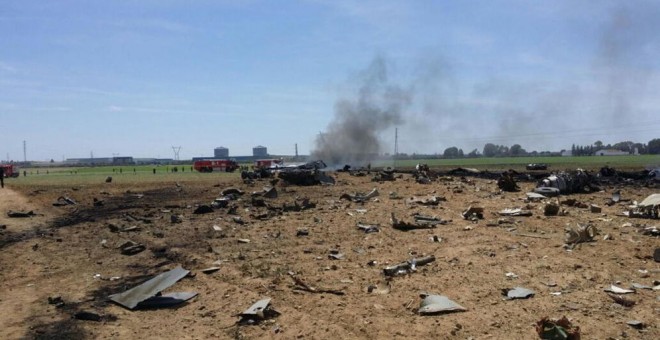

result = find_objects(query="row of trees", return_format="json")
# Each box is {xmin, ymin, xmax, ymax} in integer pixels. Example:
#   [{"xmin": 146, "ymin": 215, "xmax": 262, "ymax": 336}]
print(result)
[{"xmin": 436, "ymin": 139, "xmax": 660, "ymax": 159}]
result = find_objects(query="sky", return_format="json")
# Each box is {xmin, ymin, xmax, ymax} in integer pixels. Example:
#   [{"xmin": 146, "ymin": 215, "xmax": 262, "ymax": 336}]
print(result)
[{"xmin": 1, "ymin": 0, "xmax": 660, "ymax": 161}]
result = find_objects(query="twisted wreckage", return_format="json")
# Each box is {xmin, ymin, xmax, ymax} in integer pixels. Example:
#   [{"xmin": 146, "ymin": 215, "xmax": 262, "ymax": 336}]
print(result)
[{"xmin": 242, "ymin": 160, "xmax": 335, "ymax": 186}]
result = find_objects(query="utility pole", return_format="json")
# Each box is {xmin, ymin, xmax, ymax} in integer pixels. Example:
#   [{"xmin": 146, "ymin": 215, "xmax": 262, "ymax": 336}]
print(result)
[
  {"xmin": 172, "ymin": 146, "xmax": 181, "ymax": 161},
  {"xmin": 295, "ymin": 143, "xmax": 298, "ymax": 159},
  {"xmin": 23, "ymin": 140, "xmax": 26, "ymax": 162},
  {"xmin": 394, "ymin": 128, "xmax": 398, "ymax": 167}
]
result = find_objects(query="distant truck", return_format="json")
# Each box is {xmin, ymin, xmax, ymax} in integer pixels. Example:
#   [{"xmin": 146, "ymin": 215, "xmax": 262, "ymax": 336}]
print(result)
[
  {"xmin": 193, "ymin": 159, "xmax": 239, "ymax": 173},
  {"xmin": 254, "ymin": 159, "xmax": 283, "ymax": 169},
  {"xmin": 0, "ymin": 164, "xmax": 20, "ymax": 178}
]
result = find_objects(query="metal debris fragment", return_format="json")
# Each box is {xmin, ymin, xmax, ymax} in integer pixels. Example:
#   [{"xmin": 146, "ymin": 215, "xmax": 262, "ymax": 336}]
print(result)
[
  {"xmin": 564, "ymin": 224, "xmax": 597, "ymax": 245},
  {"xmin": 238, "ymin": 298, "xmax": 280, "ymax": 325},
  {"xmin": 108, "ymin": 266, "xmax": 196, "ymax": 310},
  {"xmin": 383, "ymin": 255, "xmax": 435, "ymax": 276},
  {"xmin": 418, "ymin": 294, "xmax": 467, "ymax": 315},
  {"xmin": 502, "ymin": 287, "xmax": 535, "ymax": 300}
]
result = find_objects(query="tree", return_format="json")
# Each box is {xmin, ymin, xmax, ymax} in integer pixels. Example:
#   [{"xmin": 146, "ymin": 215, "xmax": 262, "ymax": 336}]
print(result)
[
  {"xmin": 594, "ymin": 140, "xmax": 603, "ymax": 149},
  {"xmin": 483, "ymin": 143, "xmax": 497, "ymax": 157},
  {"xmin": 467, "ymin": 149, "xmax": 479, "ymax": 158},
  {"xmin": 458, "ymin": 149, "xmax": 464, "ymax": 158},
  {"xmin": 510, "ymin": 144, "xmax": 526, "ymax": 156},
  {"xmin": 648, "ymin": 138, "xmax": 660, "ymax": 154},
  {"xmin": 443, "ymin": 147, "xmax": 459, "ymax": 158}
]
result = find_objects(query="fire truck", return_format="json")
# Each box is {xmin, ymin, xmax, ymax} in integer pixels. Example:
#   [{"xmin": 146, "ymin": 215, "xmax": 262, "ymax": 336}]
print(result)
[
  {"xmin": 0, "ymin": 164, "xmax": 20, "ymax": 178},
  {"xmin": 193, "ymin": 159, "xmax": 239, "ymax": 173},
  {"xmin": 254, "ymin": 159, "xmax": 283, "ymax": 169}
]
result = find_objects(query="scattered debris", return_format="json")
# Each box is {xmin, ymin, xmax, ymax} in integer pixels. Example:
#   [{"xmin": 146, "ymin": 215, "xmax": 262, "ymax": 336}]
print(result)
[
  {"xmin": 170, "ymin": 214, "xmax": 183, "ymax": 224},
  {"xmin": 366, "ymin": 282, "xmax": 390, "ymax": 294},
  {"xmin": 526, "ymin": 163, "xmax": 548, "ymax": 171},
  {"xmin": 418, "ymin": 294, "xmax": 467, "ymax": 315},
  {"xmin": 536, "ymin": 316, "xmax": 580, "ymax": 340},
  {"xmin": 604, "ymin": 285, "xmax": 635, "ymax": 294},
  {"xmin": 502, "ymin": 287, "xmax": 535, "ymax": 300},
  {"xmin": 108, "ymin": 266, "xmax": 197, "ymax": 310},
  {"xmin": 48, "ymin": 296, "xmax": 65, "ymax": 308},
  {"xmin": 340, "ymin": 188, "xmax": 379, "ymax": 203},
  {"xmin": 534, "ymin": 187, "xmax": 560, "ymax": 197},
  {"xmin": 654, "ymin": 248, "xmax": 660, "ymax": 262},
  {"xmin": 406, "ymin": 195, "xmax": 444, "ymax": 206},
  {"xmin": 462, "ymin": 206, "xmax": 484, "ymax": 220},
  {"xmin": 544, "ymin": 203, "xmax": 560, "ymax": 216},
  {"xmin": 356, "ymin": 223, "xmax": 380, "ymax": 233},
  {"xmin": 238, "ymin": 298, "xmax": 280, "ymax": 325},
  {"xmin": 626, "ymin": 320, "xmax": 645, "ymax": 329},
  {"xmin": 413, "ymin": 214, "xmax": 450, "ymax": 226},
  {"xmin": 537, "ymin": 170, "xmax": 598, "ymax": 194},
  {"xmin": 119, "ymin": 241, "xmax": 146, "ymax": 256},
  {"xmin": 53, "ymin": 196, "xmax": 77, "ymax": 206},
  {"xmin": 391, "ymin": 213, "xmax": 439, "ymax": 230},
  {"xmin": 193, "ymin": 205, "xmax": 214, "ymax": 214},
  {"xmin": 7, "ymin": 210, "xmax": 36, "ymax": 218},
  {"xmin": 589, "ymin": 204, "xmax": 601, "ymax": 213},
  {"xmin": 105, "ymin": 176, "xmax": 112, "ymax": 183},
  {"xmin": 498, "ymin": 208, "xmax": 532, "ymax": 217},
  {"xmin": 628, "ymin": 193, "xmax": 660, "ymax": 218},
  {"xmin": 607, "ymin": 293, "xmax": 636, "ymax": 307},
  {"xmin": 497, "ymin": 170, "xmax": 520, "ymax": 192},
  {"xmin": 328, "ymin": 250, "xmax": 344, "ymax": 260},
  {"xmin": 289, "ymin": 273, "xmax": 345, "ymax": 295},
  {"xmin": 383, "ymin": 255, "xmax": 435, "ymax": 276},
  {"xmin": 526, "ymin": 192, "xmax": 547, "ymax": 201},
  {"xmin": 564, "ymin": 224, "xmax": 597, "ymax": 245},
  {"xmin": 201, "ymin": 267, "xmax": 220, "ymax": 274}
]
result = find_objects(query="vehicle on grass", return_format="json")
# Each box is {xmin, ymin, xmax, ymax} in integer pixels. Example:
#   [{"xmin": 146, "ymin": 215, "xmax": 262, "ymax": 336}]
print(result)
[
  {"xmin": 0, "ymin": 164, "xmax": 20, "ymax": 178},
  {"xmin": 193, "ymin": 159, "xmax": 239, "ymax": 173},
  {"xmin": 254, "ymin": 159, "xmax": 283, "ymax": 169}
]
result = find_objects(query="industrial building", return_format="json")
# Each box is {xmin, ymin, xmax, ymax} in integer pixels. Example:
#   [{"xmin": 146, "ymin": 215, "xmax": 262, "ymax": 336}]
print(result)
[
  {"xmin": 214, "ymin": 146, "xmax": 229, "ymax": 158},
  {"xmin": 253, "ymin": 145, "xmax": 268, "ymax": 157}
]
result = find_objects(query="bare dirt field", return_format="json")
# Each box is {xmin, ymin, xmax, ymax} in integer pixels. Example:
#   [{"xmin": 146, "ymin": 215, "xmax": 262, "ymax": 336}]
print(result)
[{"xmin": 0, "ymin": 170, "xmax": 658, "ymax": 339}]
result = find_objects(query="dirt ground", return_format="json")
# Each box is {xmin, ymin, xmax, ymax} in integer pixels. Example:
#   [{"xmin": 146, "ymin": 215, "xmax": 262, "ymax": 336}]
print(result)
[{"xmin": 0, "ymin": 170, "xmax": 658, "ymax": 339}]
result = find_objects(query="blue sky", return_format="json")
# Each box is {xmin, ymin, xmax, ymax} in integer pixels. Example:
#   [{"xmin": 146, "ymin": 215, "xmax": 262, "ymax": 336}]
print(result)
[{"xmin": 1, "ymin": 0, "xmax": 659, "ymax": 161}]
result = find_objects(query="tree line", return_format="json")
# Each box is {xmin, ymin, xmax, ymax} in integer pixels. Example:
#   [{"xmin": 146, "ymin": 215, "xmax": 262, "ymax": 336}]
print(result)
[{"xmin": 394, "ymin": 138, "xmax": 660, "ymax": 159}]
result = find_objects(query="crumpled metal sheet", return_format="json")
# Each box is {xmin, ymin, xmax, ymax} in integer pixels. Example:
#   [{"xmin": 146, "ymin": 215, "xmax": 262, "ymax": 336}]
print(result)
[
  {"xmin": 503, "ymin": 287, "xmax": 535, "ymax": 300},
  {"xmin": 638, "ymin": 193, "xmax": 660, "ymax": 208},
  {"xmin": 565, "ymin": 224, "xmax": 597, "ymax": 244},
  {"xmin": 108, "ymin": 266, "xmax": 191, "ymax": 309},
  {"xmin": 136, "ymin": 292, "xmax": 198, "ymax": 309},
  {"xmin": 418, "ymin": 295, "xmax": 467, "ymax": 314}
]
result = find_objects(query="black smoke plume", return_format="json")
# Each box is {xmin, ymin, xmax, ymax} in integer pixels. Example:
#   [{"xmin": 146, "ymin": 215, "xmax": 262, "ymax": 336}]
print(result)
[{"xmin": 312, "ymin": 57, "xmax": 411, "ymax": 166}]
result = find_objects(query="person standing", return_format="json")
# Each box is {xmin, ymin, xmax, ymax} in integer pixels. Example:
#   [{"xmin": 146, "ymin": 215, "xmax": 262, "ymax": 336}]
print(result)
[{"xmin": 0, "ymin": 167, "xmax": 4, "ymax": 188}]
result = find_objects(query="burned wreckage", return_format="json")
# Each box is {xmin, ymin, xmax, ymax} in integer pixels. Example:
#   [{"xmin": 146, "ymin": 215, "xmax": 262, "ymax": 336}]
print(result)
[
  {"xmin": 243, "ymin": 160, "xmax": 335, "ymax": 186},
  {"xmin": 534, "ymin": 169, "xmax": 599, "ymax": 196}
]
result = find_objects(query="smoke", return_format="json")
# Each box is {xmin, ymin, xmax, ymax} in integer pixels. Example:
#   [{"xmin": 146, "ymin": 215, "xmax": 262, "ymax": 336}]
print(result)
[{"xmin": 312, "ymin": 56, "xmax": 412, "ymax": 166}]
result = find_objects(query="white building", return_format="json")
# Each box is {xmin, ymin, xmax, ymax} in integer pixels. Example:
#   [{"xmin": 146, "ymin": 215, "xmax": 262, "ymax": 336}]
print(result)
[{"xmin": 595, "ymin": 149, "xmax": 628, "ymax": 156}]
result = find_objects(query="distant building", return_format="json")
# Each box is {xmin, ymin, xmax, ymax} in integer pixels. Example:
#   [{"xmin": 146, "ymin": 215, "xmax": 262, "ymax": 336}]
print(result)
[
  {"xmin": 561, "ymin": 150, "xmax": 572, "ymax": 157},
  {"xmin": 112, "ymin": 156, "xmax": 134, "ymax": 165},
  {"xmin": 595, "ymin": 149, "xmax": 628, "ymax": 156},
  {"xmin": 214, "ymin": 147, "xmax": 229, "ymax": 158},
  {"xmin": 253, "ymin": 145, "xmax": 268, "ymax": 158}
]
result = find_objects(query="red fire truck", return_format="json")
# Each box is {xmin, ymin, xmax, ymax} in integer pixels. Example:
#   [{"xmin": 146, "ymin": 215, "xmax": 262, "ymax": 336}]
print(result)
[
  {"xmin": 193, "ymin": 159, "xmax": 239, "ymax": 173},
  {"xmin": 254, "ymin": 159, "xmax": 283, "ymax": 169},
  {"xmin": 0, "ymin": 164, "xmax": 20, "ymax": 178}
]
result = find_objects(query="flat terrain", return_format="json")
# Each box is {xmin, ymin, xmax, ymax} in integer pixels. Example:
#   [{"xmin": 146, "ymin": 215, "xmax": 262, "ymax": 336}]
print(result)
[{"xmin": 0, "ymin": 168, "xmax": 658, "ymax": 339}]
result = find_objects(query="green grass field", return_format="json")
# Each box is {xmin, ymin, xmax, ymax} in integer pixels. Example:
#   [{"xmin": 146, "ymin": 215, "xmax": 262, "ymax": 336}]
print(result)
[
  {"xmin": 7, "ymin": 164, "xmax": 239, "ymax": 187},
  {"xmin": 5, "ymin": 155, "xmax": 659, "ymax": 187},
  {"xmin": 381, "ymin": 155, "xmax": 660, "ymax": 171}
]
